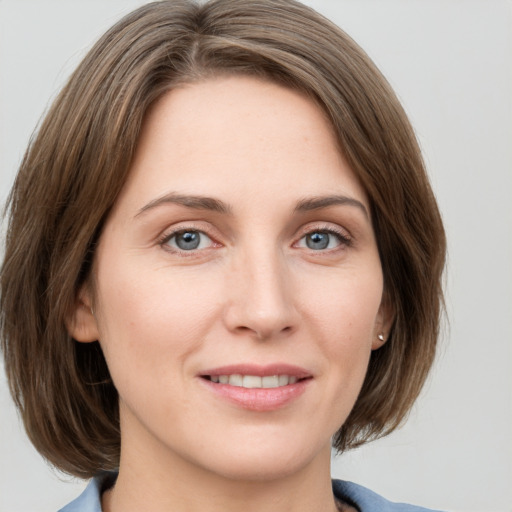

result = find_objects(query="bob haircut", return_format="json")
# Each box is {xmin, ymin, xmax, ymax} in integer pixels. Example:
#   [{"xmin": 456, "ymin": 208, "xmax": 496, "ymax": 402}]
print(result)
[{"xmin": 1, "ymin": 0, "xmax": 445, "ymax": 478}]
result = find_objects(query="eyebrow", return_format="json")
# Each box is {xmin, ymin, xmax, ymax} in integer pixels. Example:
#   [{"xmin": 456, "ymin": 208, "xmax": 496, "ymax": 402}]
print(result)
[
  {"xmin": 295, "ymin": 195, "xmax": 369, "ymax": 218},
  {"xmin": 135, "ymin": 192, "xmax": 368, "ymax": 219},
  {"xmin": 135, "ymin": 192, "xmax": 232, "ymax": 218}
]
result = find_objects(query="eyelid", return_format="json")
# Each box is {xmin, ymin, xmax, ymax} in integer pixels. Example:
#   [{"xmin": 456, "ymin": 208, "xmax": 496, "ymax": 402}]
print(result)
[
  {"xmin": 157, "ymin": 223, "xmax": 222, "ymax": 254},
  {"xmin": 293, "ymin": 223, "xmax": 352, "ymax": 249},
  {"xmin": 296, "ymin": 222, "xmax": 351, "ymax": 240}
]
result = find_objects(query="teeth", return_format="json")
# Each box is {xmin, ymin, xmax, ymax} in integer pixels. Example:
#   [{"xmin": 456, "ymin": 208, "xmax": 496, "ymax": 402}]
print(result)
[
  {"xmin": 278, "ymin": 375, "xmax": 289, "ymax": 386},
  {"xmin": 229, "ymin": 374, "xmax": 243, "ymax": 387},
  {"xmin": 262, "ymin": 375, "xmax": 279, "ymax": 388},
  {"xmin": 210, "ymin": 374, "xmax": 300, "ymax": 388},
  {"xmin": 242, "ymin": 375, "xmax": 261, "ymax": 388}
]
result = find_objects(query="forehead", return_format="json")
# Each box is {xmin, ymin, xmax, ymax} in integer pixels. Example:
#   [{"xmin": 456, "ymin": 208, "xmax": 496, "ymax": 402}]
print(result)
[{"xmin": 116, "ymin": 75, "xmax": 368, "ymax": 214}]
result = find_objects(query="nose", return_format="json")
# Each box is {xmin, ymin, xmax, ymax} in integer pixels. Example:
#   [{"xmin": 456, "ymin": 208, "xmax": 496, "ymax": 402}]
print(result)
[{"xmin": 223, "ymin": 248, "xmax": 298, "ymax": 341}]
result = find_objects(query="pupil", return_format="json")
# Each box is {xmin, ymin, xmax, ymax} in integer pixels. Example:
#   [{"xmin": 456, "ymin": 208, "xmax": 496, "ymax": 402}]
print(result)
[
  {"xmin": 176, "ymin": 231, "xmax": 200, "ymax": 250},
  {"xmin": 306, "ymin": 232, "xmax": 329, "ymax": 250}
]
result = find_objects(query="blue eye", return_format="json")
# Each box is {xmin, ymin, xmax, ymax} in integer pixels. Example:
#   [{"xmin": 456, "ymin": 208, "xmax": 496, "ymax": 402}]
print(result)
[
  {"xmin": 298, "ymin": 230, "xmax": 347, "ymax": 251},
  {"xmin": 165, "ymin": 230, "xmax": 212, "ymax": 251}
]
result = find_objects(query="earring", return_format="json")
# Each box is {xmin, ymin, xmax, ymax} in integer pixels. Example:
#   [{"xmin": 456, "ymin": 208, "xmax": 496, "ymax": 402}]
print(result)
[{"xmin": 378, "ymin": 333, "xmax": 385, "ymax": 342}]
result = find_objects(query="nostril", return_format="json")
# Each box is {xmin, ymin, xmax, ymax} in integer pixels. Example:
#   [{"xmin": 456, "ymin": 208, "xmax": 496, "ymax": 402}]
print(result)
[{"xmin": 223, "ymin": 297, "xmax": 298, "ymax": 340}]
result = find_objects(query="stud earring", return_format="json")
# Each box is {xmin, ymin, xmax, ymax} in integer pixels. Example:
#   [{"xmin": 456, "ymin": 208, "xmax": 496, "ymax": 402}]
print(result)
[{"xmin": 378, "ymin": 333, "xmax": 385, "ymax": 342}]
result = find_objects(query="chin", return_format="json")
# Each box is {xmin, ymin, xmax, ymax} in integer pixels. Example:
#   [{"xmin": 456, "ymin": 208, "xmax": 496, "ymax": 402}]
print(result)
[
  {"xmin": 204, "ymin": 456, "xmax": 310, "ymax": 483},
  {"xmin": 192, "ymin": 433, "xmax": 330, "ymax": 483}
]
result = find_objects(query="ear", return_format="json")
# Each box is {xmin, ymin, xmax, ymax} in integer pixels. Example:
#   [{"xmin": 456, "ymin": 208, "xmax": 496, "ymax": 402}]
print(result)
[
  {"xmin": 372, "ymin": 292, "xmax": 395, "ymax": 350},
  {"xmin": 66, "ymin": 286, "xmax": 100, "ymax": 343}
]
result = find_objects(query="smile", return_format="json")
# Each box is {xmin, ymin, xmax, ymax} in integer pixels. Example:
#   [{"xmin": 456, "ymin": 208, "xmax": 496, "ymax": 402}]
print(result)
[
  {"xmin": 204, "ymin": 374, "xmax": 299, "ymax": 388},
  {"xmin": 198, "ymin": 364, "xmax": 312, "ymax": 411}
]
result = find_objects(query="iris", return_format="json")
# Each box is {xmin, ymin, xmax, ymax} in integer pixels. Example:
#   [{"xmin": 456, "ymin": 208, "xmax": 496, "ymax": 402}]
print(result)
[{"xmin": 306, "ymin": 232, "xmax": 331, "ymax": 250}]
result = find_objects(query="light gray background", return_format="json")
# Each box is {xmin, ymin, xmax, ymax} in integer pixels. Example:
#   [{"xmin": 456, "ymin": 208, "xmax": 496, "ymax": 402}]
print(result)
[{"xmin": 1, "ymin": 1, "xmax": 511, "ymax": 511}]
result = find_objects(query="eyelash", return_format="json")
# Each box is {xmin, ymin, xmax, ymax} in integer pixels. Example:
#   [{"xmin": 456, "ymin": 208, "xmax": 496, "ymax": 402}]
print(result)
[
  {"xmin": 295, "ymin": 225, "xmax": 352, "ymax": 251},
  {"xmin": 158, "ymin": 226, "xmax": 219, "ymax": 256},
  {"xmin": 157, "ymin": 224, "xmax": 352, "ymax": 256}
]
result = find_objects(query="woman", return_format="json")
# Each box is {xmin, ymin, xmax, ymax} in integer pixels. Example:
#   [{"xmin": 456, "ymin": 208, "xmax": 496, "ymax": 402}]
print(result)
[{"xmin": 0, "ymin": 1, "xmax": 446, "ymax": 511}]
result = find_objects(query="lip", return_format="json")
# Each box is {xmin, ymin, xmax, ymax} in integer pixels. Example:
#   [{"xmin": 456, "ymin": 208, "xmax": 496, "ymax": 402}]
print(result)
[
  {"xmin": 199, "ymin": 363, "xmax": 312, "ymax": 379},
  {"xmin": 197, "ymin": 363, "xmax": 312, "ymax": 412}
]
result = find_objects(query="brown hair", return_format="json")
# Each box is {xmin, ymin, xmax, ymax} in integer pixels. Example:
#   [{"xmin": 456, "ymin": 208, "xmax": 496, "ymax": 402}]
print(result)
[{"xmin": 1, "ymin": 0, "xmax": 445, "ymax": 478}]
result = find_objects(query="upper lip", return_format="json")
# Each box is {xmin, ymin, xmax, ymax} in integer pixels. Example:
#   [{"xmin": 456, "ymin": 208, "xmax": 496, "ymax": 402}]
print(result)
[{"xmin": 199, "ymin": 363, "xmax": 312, "ymax": 379}]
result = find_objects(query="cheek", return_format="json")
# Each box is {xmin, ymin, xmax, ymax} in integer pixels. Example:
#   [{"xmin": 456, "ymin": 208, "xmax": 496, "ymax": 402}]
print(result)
[
  {"xmin": 299, "ymin": 264, "xmax": 383, "ymax": 341},
  {"xmin": 298, "ymin": 265, "xmax": 383, "ymax": 386},
  {"xmin": 288, "ymin": 267, "xmax": 383, "ymax": 436},
  {"xmin": 93, "ymin": 255, "xmax": 224, "ymax": 382}
]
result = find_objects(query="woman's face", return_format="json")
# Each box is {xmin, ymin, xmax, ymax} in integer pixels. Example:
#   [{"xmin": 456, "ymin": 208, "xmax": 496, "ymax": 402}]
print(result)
[{"xmin": 76, "ymin": 76, "xmax": 390, "ymax": 481}]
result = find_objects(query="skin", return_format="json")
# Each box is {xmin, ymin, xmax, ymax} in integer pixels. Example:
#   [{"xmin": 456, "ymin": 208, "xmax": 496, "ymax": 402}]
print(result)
[{"xmin": 70, "ymin": 76, "xmax": 392, "ymax": 512}]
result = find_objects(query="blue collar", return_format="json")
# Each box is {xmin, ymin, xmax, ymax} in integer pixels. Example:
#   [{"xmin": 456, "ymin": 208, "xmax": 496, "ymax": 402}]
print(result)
[{"xmin": 59, "ymin": 473, "xmax": 443, "ymax": 512}]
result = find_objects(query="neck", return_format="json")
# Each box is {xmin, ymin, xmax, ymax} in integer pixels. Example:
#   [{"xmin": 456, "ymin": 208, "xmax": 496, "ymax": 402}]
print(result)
[{"xmin": 103, "ymin": 423, "xmax": 339, "ymax": 512}]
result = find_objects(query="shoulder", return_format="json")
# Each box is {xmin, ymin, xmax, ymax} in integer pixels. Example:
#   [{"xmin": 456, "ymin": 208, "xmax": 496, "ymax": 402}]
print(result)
[
  {"xmin": 58, "ymin": 473, "xmax": 116, "ymax": 512},
  {"xmin": 332, "ymin": 479, "xmax": 446, "ymax": 512}
]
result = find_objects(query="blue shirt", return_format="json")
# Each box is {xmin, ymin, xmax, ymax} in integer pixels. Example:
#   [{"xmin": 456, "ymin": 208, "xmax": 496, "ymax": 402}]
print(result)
[{"xmin": 58, "ymin": 473, "xmax": 444, "ymax": 512}]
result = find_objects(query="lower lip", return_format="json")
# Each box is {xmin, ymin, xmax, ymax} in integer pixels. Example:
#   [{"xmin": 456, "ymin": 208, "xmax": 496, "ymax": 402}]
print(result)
[{"xmin": 199, "ymin": 378, "xmax": 310, "ymax": 411}]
